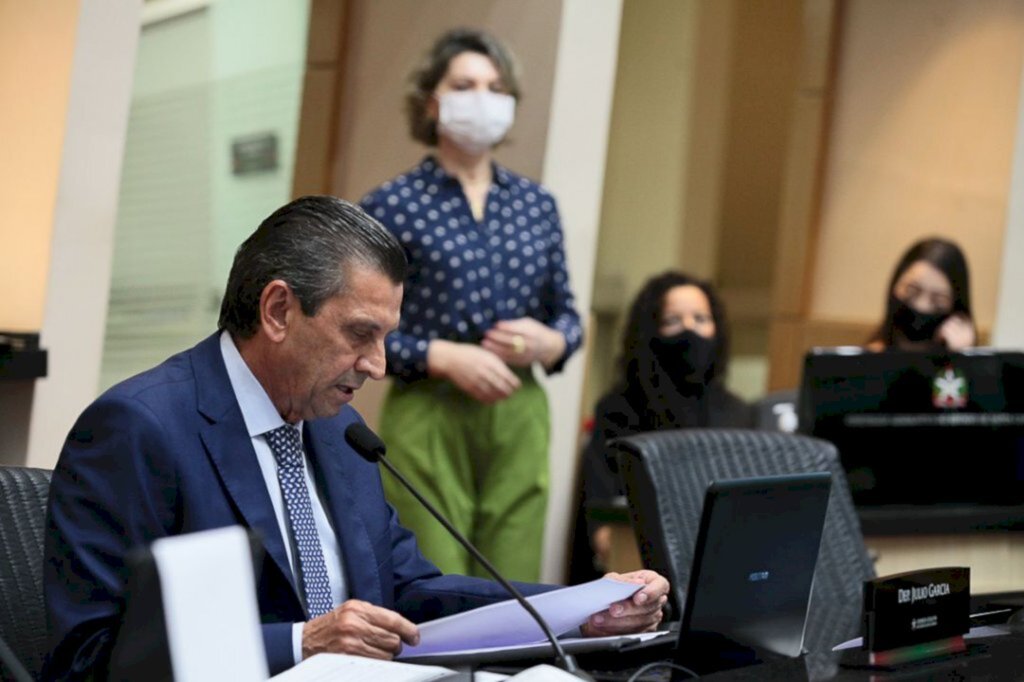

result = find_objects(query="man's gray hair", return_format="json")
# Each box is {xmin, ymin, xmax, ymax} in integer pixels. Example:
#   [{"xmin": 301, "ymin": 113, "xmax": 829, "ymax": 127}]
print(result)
[{"xmin": 218, "ymin": 195, "xmax": 407, "ymax": 338}]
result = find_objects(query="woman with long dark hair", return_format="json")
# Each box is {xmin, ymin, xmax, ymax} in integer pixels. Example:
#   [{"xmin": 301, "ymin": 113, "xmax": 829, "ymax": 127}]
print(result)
[
  {"xmin": 866, "ymin": 238, "xmax": 976, "ymax": 351},
  {"xmin": 578, "ymin": 271, "xmax": 754, "ymax": 570}
]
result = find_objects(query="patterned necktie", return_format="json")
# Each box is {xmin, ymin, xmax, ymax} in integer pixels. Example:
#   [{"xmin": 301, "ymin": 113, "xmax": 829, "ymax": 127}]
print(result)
[{"xmin": 264, "ymin": 424, "xmax": 334, "ymax": 619}]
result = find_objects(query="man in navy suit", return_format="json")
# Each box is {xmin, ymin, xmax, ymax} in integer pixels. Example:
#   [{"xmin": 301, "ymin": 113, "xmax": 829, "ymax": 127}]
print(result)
[{"xmin": 44, "ymin": 196, "xmax": 668, "ymax": 678}]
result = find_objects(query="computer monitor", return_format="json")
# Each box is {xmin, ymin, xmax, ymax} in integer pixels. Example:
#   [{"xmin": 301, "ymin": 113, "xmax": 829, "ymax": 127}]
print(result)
[
  {"xmin": 798, "ymin": 348, "xmax": 1024, "ymax": 528},
  {"xmin": 679, "ymin": 473, "xmax": 832, "ymax": 659}
]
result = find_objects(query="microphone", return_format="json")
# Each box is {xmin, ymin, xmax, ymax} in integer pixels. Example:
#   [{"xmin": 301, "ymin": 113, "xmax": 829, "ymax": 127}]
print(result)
[{"xmin": 345, "ymin": 422, "xmax": 593, "ymax": 680}]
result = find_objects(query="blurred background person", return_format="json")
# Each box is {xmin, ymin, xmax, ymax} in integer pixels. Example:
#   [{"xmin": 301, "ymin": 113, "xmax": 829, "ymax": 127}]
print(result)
[
  {"xmin": 576, "ymin": 271, "xmax": 754, "ymax": 574},
  {"xmin": 866, "ymin": 237, "xmax": 976, "ymax": 352},
  {"xmin": 360, "ymin": 28, "xmax": 583, "ymax": 582}
]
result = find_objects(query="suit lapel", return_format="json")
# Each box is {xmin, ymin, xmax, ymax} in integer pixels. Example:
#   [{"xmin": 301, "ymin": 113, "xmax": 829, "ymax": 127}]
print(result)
[
  {"xmin": 305, "ymin": 418, "xmax": 383, "ymax": 604},
  {"xmin": 190, "ymin": 334, "xmax": 299, "ymax": 602}
]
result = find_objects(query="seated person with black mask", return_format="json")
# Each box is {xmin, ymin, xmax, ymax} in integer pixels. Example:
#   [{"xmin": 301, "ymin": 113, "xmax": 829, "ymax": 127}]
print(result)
[
  {"xmin": 580, "ymin": 271, "xmax": 754, "ymax": 569},
  {"xmin": 865, "ymin": 237, "xmax": 976, "ymax": 352}
]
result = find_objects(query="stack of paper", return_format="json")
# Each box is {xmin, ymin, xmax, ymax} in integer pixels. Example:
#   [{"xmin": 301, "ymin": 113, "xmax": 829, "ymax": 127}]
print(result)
[{"xmin": 400, "ymin": 578, "xmax": 642, "ymax": 658}]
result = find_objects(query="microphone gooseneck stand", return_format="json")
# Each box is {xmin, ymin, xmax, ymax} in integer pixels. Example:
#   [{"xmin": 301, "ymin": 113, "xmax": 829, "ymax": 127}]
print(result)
[{"xmin": 345, "ymin": 423, "xmax": 594, "ymax": 681}]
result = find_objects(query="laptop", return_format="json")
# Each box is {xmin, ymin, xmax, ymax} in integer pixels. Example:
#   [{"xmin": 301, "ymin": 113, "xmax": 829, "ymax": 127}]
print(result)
[
  {"xmin": 675, "ymin": 473, "xmax": 831, "ymax": 657},
  {"xmin": 591, "ymin": 473, "xmax": 833, "ymax": 680},
  {"xmin": 798, "ymin": 348, "xmax": 1024, "ymax": 510}
]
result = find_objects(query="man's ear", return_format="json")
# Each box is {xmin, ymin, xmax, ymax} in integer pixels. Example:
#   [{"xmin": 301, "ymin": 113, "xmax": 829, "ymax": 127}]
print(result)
[{"xmin": 259, "ymin": 280, "xmax": 295, "ymax": 343}]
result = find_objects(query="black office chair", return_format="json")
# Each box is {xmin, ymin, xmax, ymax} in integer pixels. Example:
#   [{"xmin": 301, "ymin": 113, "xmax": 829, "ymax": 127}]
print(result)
[
  {"xmin": 0, "ymin": 466, "xmax": 52, "ymax": 680},
  {"xmin": 612, "ymin": 429, "xmax": 874, "ymax": 655}
]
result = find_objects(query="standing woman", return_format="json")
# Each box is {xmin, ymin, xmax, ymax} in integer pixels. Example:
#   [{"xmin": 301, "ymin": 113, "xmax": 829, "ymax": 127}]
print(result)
[{"xmin": 360, "ymin": 29, "xmax": 583, "ymax": 581}]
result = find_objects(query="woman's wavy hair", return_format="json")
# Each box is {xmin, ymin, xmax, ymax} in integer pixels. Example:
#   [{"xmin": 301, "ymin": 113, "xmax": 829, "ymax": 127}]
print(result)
[
  {"xmin": 405, "ymin": 28, "xmax": 521, "ymax": 146},
  {"xmin": 615, "ymin": 271, "xmax": 730, "ymax": 427},
  {"xmin": 868, "ymin": 237, "xmax": 973, "ymax": 347}
]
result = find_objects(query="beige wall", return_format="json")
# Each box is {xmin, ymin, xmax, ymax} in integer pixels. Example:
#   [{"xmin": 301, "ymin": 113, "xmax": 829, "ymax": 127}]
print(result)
[
  {"xmin": 0, "ymin": 1, "xmax": 80, "ymax": 332},
  {"xmin": 593, "ymin": 0, "xmax": 699, "ymax": 315},
  {"xmin": 712, "ymin": 0, "xmax": 803, "ymax": 398},
  {"xmin": 811, "ymin": 0, "xmax": 1024, "ymax": 329},
  {"xmin": 586, "ymin": 0, "xmax": 703, "ymax": 411},
  {"xmin": 589, "ymin": 0, "xmax": 803, "ymax": 405},
  {"xmin": 994, "ymin": 44, "xmax": 1024, "ymax": 347},
  {"xmin": 716, "ymin": 0, "xmax": 801, "ymax": 295}
]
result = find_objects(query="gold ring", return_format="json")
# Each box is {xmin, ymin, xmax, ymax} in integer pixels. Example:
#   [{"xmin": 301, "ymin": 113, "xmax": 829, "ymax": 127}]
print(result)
[{"xmin": 511, "ymin": 335, "xmax": 526, "ymax": 355}]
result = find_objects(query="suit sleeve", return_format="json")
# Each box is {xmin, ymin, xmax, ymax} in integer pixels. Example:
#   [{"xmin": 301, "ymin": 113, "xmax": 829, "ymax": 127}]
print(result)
[{"xmin": 44, "ymin": 395, "xmax": 181, "ymax": 678}]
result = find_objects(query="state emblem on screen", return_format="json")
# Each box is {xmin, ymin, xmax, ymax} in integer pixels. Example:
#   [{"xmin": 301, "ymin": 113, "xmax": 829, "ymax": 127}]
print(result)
[{"xmin": 932, "ymin": 365, "xmax": 967, "ymax": 409}]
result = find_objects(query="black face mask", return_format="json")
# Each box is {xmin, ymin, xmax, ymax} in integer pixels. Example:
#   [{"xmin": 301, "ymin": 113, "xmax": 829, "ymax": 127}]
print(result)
[
  {"xmin": 650, "ymin": 329, "xmax": 716, "ymax": 388},
  {"xmin": 891, "ymin": 295, "xmax": 950, "ymax": 343}
]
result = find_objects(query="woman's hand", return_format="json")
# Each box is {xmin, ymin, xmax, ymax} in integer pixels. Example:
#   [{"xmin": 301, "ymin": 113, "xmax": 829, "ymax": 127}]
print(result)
[
  {"xmin": 482, "ymin": 318, "xmax": 567, "ymax": 369},
  {"xmin": 427, "ymin": 339, "xmax": 521, "ymax": 403},
  {"xmin": 936, "ymin": 314, "xmax": 976, "ymax": 351}
]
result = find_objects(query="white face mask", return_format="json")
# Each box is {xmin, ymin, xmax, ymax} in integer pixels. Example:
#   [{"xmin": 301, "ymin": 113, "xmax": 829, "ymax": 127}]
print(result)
[{"xmin": 437, "ymin": 90, "xmax": 516, "ymax": 155}]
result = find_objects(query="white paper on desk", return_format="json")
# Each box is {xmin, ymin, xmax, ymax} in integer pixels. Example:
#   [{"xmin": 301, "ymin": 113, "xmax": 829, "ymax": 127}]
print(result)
[
  {"xmin": 399, "ymin": 578, "xmax": 642, "ymax": 657},
  {"xmin": 507, "ymin": 664, "xmax": 584, "ymax": 680},
  {"xmin": 268, "ymin": 653, "xmax": 502, "ymax": 682},
  {"xmin": 151, "ymin": 526, "xmax": 268, "ymax": 682}
]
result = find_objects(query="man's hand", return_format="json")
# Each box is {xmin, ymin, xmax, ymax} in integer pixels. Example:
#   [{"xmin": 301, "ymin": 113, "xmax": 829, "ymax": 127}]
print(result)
[
  {"xmin": 302, "ymin": 599, "xmax": 420, "ymax": 660},
  {"xmin": 581, "ymin": 570, "xmax": 670, "ymax": 637},
  {"xmin": 427, "ymin": 339, "xmax": 521, "ymax": 403}
]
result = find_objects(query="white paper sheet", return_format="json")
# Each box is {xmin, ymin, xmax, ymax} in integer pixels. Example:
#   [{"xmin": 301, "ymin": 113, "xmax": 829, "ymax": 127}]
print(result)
[
  {"xmin": 151, "ymin": 526, "xmax": 268, "ymax": 682},
  {"xmin": 399, "ymin": 578, "xmax": 642, "ymax": 657},
  {"xmin": 506, "ymin": 664, "xmax": 584, "ymax": 681}
]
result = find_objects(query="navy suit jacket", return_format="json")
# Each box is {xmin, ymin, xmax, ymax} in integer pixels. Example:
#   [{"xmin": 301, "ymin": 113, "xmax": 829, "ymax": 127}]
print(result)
[{"xmin": 44, "ymin": 333, "xmax": 547, "ymax": 678}]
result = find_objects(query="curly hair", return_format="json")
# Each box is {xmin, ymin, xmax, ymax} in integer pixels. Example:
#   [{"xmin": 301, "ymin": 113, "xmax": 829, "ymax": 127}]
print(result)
[
  {"xmin": 867, "ymin": 237, "xmax": 973, "ymax": 347},
  {"xmin": 615, "ymin": 271, "xmax": 731, "ymax": 428},
  {"xmin": 405, "ymin": 28, "xmax": 521, "ymax": 146}
]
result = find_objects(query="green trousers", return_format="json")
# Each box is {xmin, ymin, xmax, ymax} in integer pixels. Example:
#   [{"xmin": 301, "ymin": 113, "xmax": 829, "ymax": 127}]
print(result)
[{"xmin": 378, "ymin": 373, "xmax": 550, "ymax": 582}]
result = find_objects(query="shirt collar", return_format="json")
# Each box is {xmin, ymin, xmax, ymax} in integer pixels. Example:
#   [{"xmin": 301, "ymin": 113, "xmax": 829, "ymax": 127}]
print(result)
[
  {"xmin": 422, "ymin": 154, "xmax": 511, "ymax": 188},
  {"xmin": 219, "ymin": 330, "xmax": 302, "ymax": 438}
]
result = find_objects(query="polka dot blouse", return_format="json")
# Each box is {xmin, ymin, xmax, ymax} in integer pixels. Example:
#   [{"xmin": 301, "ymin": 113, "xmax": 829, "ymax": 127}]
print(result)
[{"xmin": 361, "ymin": 156, "xmax": 584, "ymax": 382}]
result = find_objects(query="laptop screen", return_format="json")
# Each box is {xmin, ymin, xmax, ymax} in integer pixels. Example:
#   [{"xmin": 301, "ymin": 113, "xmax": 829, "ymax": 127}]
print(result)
[
  {"xmin": 798, "ymin": 348, "xmax": 1024, "ymax": 509},
  {"xmin": 680, "ymin": 473, "xmax": 832, "ymax": 659}
]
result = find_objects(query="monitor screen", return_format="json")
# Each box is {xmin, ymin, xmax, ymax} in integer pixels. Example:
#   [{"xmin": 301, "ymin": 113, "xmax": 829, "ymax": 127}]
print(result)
[{"xmin": 798, "ymin": 348, "xmax": 1024, "ymax": 514}]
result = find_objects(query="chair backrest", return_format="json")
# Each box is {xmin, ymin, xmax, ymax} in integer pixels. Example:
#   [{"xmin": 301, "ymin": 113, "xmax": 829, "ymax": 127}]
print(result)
[
  {"xmin": 612, "ymin": 429, "xmax": 874, "ymax": 655},
  {"xmin": 0, "ymin": 466, "xmax": 52, "ymax": 679}
]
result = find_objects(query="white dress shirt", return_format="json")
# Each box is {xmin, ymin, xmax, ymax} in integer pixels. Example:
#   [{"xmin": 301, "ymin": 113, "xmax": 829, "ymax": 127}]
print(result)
[{"xmin": 219, "ymin": 331, "xmax": 347, "ymax": 663}]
